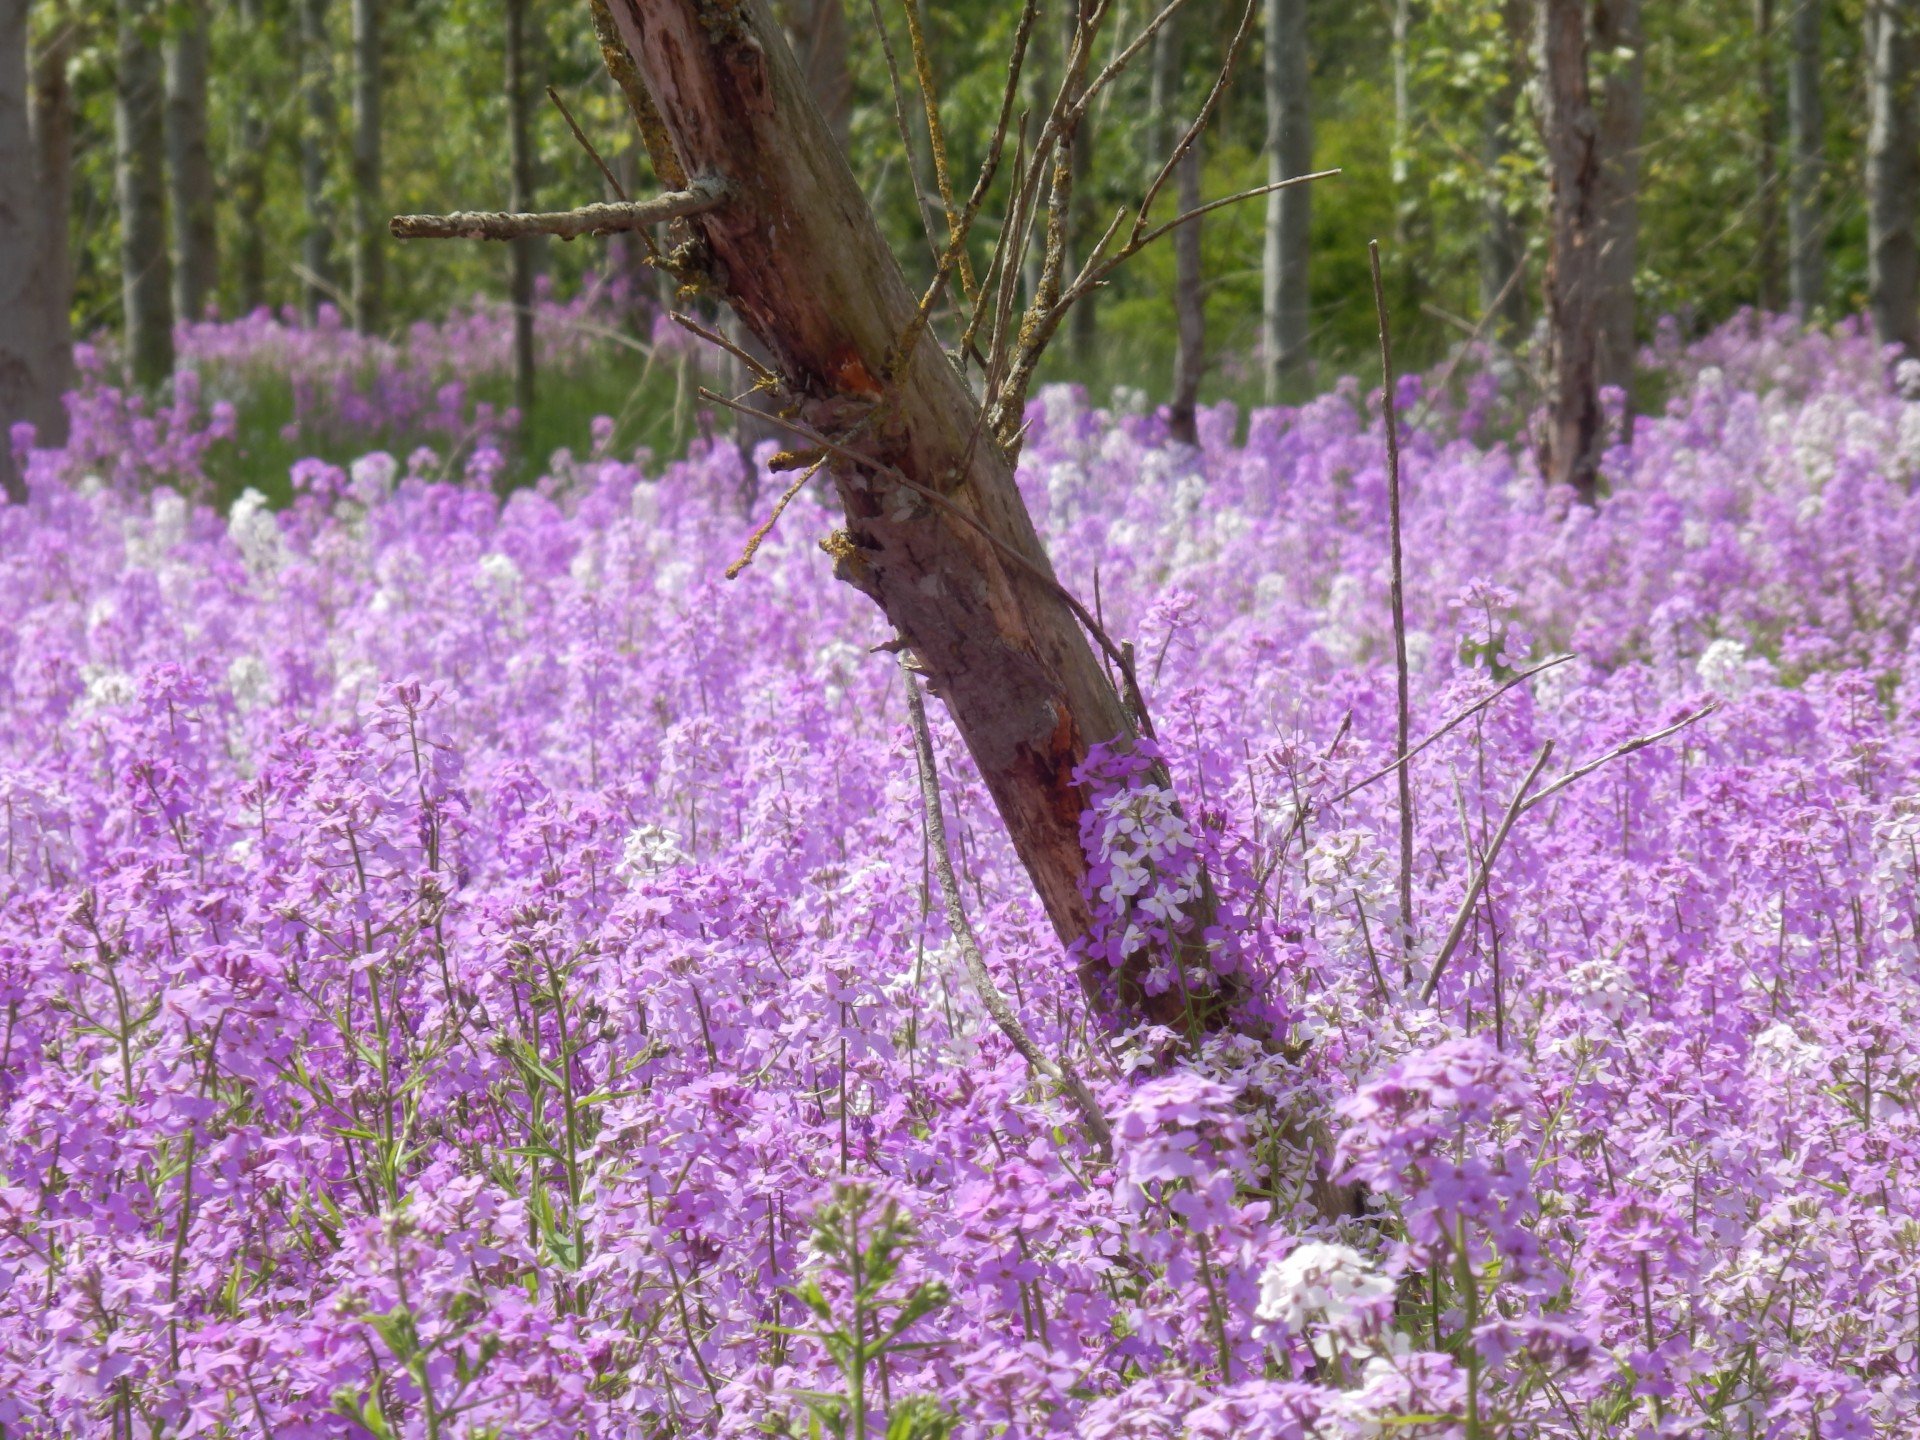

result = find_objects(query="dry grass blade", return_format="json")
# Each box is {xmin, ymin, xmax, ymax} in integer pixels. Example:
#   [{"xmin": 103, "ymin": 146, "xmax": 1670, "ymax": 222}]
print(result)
[{"xmin": 902, "ymin": 658, "xmax": 1113, "ymax": 1155}]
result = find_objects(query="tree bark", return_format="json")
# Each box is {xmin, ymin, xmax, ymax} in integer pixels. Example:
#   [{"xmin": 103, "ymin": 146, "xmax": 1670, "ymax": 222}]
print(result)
[
  {"xmin": 297, "ymin": 0, "xmax": 338, "ymax": 321},
  {"xmin": 1865, "ymin": 0, "xmax": 1919, "ymax": 356},
  {"xmin": 1786, "ymin": 0, "xmax": 1823, "ymax": 313},
  {"xmin": 506, "ymin": 0, "xmax": 538, "ymax": 418},
  {"xmin": 596, "ymin": 0, "xmax": 1223, "ymax": 1028},
  {"xmin": 1591, "ymin": 0, "xmax": 1642, "ymax": 405},
  {"xmin": 1262, "ymin": 0, "xmax": 1311, "ymax": 401},
  {"xmin": 1754, "ymin": 0, "xmax": 1784, "ymax": 312},
  {"xmin": 1479, "ymin": 0, "xmax": 1527, "ymax": 339},
  {"xmin": 1168, "ymin": 137, "xmax": 1205, "ymax": 445},
  {"xmin": 164, "ymin": 0, "xmax": 216, "ymax": 322},
  {"xmin": 350, "ymin": 0, "xmax": 384, "ymax": 332},
  {"xmin": 1537, "ymin": 0, "xmax": 1601, "ymax": 502},
  {"xmin": 29, "ymin": 0, "xmax": 74, "ymax": 448},
  {"xmin": 115, "ymin": 0, "xmax": 174, "ymax": 387}
]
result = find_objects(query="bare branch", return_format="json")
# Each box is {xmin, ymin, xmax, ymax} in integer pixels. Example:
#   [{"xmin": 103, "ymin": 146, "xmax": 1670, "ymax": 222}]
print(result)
[
  {"xmin": 1521, "ymin": 705, "xmax": 1718, "ymax": 816},
  {"xmin": 1420, "ymin": 742, "xmax": 1555, "ymax": 1004},
  {"xmin": 1330, "ymin": 656, "xmax": 1575, "ymax": 805},
  {"xmin": 391, "ymin": 181, "xmax": 726, "ymax": 242}
]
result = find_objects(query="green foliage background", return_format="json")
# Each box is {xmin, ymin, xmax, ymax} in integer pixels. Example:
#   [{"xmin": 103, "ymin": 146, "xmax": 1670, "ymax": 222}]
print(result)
[{"xmin": 44, "ymin": 0, "xmax": 1880, "ymax": 411}]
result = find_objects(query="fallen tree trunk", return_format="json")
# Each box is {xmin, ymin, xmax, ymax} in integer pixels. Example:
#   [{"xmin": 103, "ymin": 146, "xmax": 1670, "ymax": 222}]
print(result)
[{"xmin": 595, "ymin": 0, "xmax": 1226, "ymax": 1029}]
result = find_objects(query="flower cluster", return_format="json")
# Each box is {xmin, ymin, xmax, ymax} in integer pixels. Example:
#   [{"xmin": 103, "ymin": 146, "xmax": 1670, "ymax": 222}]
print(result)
[{"xmin": 1, "ymin": 308, "xmax": 1919, "ymax": 1434}]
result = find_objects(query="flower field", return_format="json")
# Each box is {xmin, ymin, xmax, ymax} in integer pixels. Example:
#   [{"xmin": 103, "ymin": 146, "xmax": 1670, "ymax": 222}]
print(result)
[{"xmin": 4, "ymin": 312, "xmax": 1920, "ymax": 1436}]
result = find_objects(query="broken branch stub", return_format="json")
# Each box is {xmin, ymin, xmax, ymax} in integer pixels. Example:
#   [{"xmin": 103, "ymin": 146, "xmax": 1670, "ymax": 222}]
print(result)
[{"xmin": 594, "ymin": 0, "xmax": 1233, "ymax": 1032}]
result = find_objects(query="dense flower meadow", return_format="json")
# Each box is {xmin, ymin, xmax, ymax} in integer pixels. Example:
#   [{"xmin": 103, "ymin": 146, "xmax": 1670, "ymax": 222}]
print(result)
[{"xmin": 4, "ymin": 310, "xmax": 1920, "ymax": 1437}]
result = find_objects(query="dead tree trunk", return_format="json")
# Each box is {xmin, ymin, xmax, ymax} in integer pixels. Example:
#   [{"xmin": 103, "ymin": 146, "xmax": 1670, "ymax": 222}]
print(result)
[
  {"xmin": 1786, "ymin": 0, "xmax": 1823, "ymax": 313},
  {"xmin": 1591, "ymin": 0, "xmax": 1642, "ymax": 407},
  {"xmin": 1537, "ymin": 0, "xmax": 1602, "ymax": 502},
  {"xmin": 506, "ymin": 0, "xmax": 538, "ymax": 418},
  {"xmin": 1262, "ymin": 0, "xmax": 1312, "ymax": 401},
  {"xmin": 164, "ymin": 0, "xmax": 216, "ymax": 322},
  {"xmin": 350, "ymin": 0, "xmax": 384, "ymax": 332},
  {"xmin": 115, "ymin": 0, "xmax": 174, "ymax": 387},
  {"xmin": 1865, "ymin": 0, "xmax": 1919, "ymax": 356},
  {"xmin": 595, "ymin": 0, "xmax": 1221, "ymax": 1028},
  {"xmin": 29, "ymin": 0, "xmax": 74, "ymax": 448}
]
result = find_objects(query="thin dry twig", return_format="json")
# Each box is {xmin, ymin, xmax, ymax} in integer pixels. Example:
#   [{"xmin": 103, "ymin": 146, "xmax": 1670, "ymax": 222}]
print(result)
[
  {"xmin": 1420, "ymin": 741, "xmax": 1555, "ymax": 1004},
  {"xmin": 865, "ymin": 0, "xmax": 948, "ymax": 274},
  {"xmin": 902, "ymin": 658, "xmax": 1113, "ymax": 1154},
  {"xmin": 674, "ymin": 312, "xmax": 777, "ymax": 384},
  {"xmin": 1521, "ymin": 704, "xmax": 1719, "ymax": 816},
  {"xmin": 1371, "ymin": 240, "xmax": 1417, "ymax": 970},
  {"xmin": 1331, "ymin": 655, "xmax": 1575, "ymax": 805},
  {"xmin": 390, "ymin": 181, "xmax": 726, "ymax": 242},
  {"xmin": 725, "ymin": 458, "xmax": 826, "ymax": 580},
  {"xmin": 1408, "ymin": 254, "xmax": 1527, "ymax": 432},
  {"xmin": 547, "ymin": 84, "xmax": 628, "ymax": 201},
  {"xmin": 900, "ymin": 0, "xmax": 976, "ymax": 301}
]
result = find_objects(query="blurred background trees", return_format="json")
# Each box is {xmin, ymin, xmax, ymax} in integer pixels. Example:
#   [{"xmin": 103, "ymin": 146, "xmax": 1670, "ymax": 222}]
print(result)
[{"xmin": 5, "ymin": 0, "xmax": 1918, "ymax": 438}]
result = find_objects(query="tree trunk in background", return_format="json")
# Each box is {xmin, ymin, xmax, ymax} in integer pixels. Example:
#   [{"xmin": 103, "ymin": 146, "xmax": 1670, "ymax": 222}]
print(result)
[
  {"xmin": 349, "ymin": 0, "xmax": 384, "ymax": 332},
  {"xmin": 506, "ymin": 0, "xmax": 537, "ymax": 418},
  {"xmin": 233, "ymin": 0, "xmax": 269, "ymax": 313},
  {"xmin": 1865, "ymin": 0, "xmax": 1919, "ymax": 355},
  {"xmin": 1537, "ymin": 0, "xmax": 1601, "ymax": 502},
  {"xmin": 1262, "ymin": 0, "xmax": 1311, "ymax": 401},
  {"xmin": 164, "ymin": 0, "xmax": 216, "ymax": 323},
  {"xmin": 297, "ymin": 0, "xmax": 337, "ymax": 321},
  {"xmin": 1786, "ymin": 0, "xmax": 1823, "ymax": 313},
  {"xmin": 1480, "ymin": 0, "xmax": 1527, "ymax": 339},
  {"xmin": 597, "ymin": 0, "xmax": 1227, "ymax": 1030},
  {"xmin": 29, "ymin": 0, "xmax": 73, "ymax": 447},
  {"xmin": 115, "ymin": 0, "xmax": 174, "ymax": 387},
  {"xmin": 1754, "ymin": 0, "xmax": 1784, "ymax": 311},
  {"xmin": 1591, "ymin": 0, "xmax": 1642, "ymax": 409},
  {"xmin": 2, "ymin": 0, "xmax": 52, "ymax": 499},
  {"xmin": 783, "ymin": 0, "xmax": 849, "ymax": 152},
  {"xmin": 1168, "ymin": 138, "xmax": 1205, "ymax": 445}
]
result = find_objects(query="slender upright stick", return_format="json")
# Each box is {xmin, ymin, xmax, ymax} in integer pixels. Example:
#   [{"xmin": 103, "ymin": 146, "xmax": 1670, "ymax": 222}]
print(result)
[{"xmin": 1370, "ymin": 240, "xmax": 1415, "ymax": 981}]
